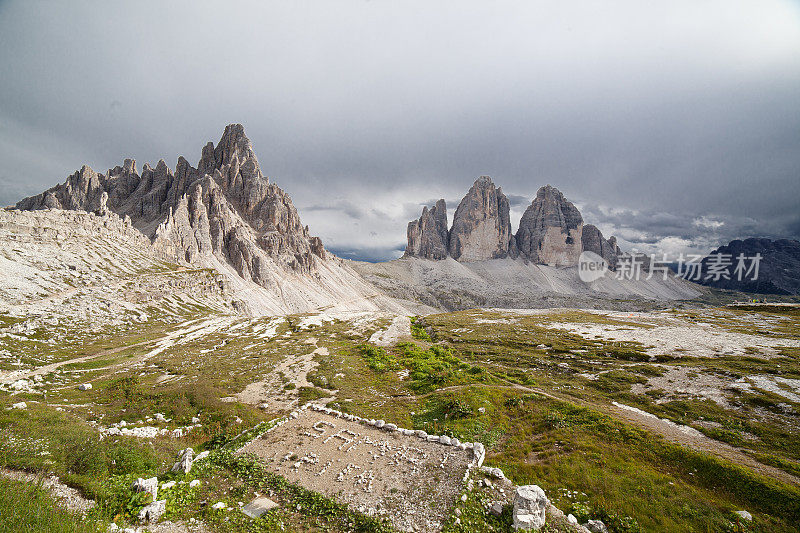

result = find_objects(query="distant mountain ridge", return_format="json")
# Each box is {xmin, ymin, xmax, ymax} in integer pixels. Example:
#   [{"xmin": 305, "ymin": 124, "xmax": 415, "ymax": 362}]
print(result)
[{"xmin": 696, "ymin": 238, "xmax": 800, "ymax": 295}]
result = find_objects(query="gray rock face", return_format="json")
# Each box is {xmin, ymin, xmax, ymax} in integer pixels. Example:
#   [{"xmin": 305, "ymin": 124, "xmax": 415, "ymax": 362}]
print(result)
[
  {"xmin": 16, "ymin": 124, "xmax": 326, "ymax": 288},
  {"xmin": 138, "ymin": 499, "xmax": 166, "ymax": 522},
  {"xmin": 516, "ymin": 185, "xmax": 583, "ymax": 267},
  {"xmin": 512, "ymin": 484, "xmax": 548, "ymax": 530},
  {"xmin": 405, "ymin": 199, "xmax": 449, "ymax": 259},
  {"xmin": 448, "ymin": 176, "xmax": 517, "ymax": 261},
  {"xmin": 696, "ymin": 238, "xmax": 800, "ymax": 295},
  {"xmin": 581, "ymin": 224, "xmax": 619, "ymax": 271}
]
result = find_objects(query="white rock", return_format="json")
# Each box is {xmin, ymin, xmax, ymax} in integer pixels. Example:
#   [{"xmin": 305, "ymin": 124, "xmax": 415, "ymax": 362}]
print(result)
[
  {"xmin": 490, "ymin": 501, "xmax": 504, "ymax": 516},
  {"xmin": 160, "ymin": 481, "xmax": 176, "ymax": 490},
  {"xmin": 473, "ymin": 442, "xmax": 486, "ymax": 467},
  {"xmin": 131, "ymin": 477, "xmax": 158, "ymax": 501},
  {"xmin": 171, "ymin": 448, "xmax": 194, "ymax": 473},
  {"xmin": 734, "ymin": 510, "xmax": 752, "ymax": 521},
  {"xmin": 195, "ymin": 450, "xmax": 210, "ymax": 462},
  {"xmin": 138, "ymin": 499, "xmax": 166, "ymax": 522},
  {"xmin": 384, "ymin": 423, "xmax": 397, "ymax": 431},
  {"xmin": 191, "ymin": 417, "xmax": 200, "ymax": 424},
  {"xmin": 584, "ymin": 519, "xmax": 608, "ymax": 533},
  {"xmin": 375, "ymin": 419, "xmax": 385, "ymax": 428},
  {"xmin": 567, "ymin": 514, "xmax": 578, "ymax": 525},
  {"xmin": 513, "ymin": 485, "xmax": 548, "ymax": 530},
  {"xmin": 439, "ymin": 435, "xmax": 452, "ymax": 445},
  {"xmin": 10, "ymin": 379, "xmax": 31, "ymax": 391},
  {"xmin": 189, "ymin": 479, "xmax": 201, "ymax": 487},
  {"xmin": 78, "ymin": 383, "xmax": 92, "ymax": 391},
  {"xmin": 211, "ymin": 502, "xmax": 226, "ymax": 510},
  {"xmin": 11, "ymin": 402, "xmax": 26, "ymax": 409}
]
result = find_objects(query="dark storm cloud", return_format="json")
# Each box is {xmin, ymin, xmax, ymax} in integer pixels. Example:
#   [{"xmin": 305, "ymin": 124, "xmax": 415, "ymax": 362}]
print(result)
[{"xmin": 1, "ymin": 0, "xmax": 798, "ymax": 261}]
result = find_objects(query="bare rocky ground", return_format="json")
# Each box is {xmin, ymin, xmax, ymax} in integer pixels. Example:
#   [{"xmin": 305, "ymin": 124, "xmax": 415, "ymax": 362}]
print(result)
[
  {"xmin": 352, "ymin": 256, "xmax": 702, "ymax": 311},
  {"xmin": 238, "ymin": 409, "xmax": 476, "ymax": 532}
]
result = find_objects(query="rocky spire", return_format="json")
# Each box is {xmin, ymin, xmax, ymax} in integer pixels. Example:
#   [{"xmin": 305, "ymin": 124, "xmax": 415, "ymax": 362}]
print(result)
[
  {"xmin": 515, "ymin": 185, "xmax": 583, "ymax": 267},
  {"xmin": 404, "ymin": 199, "xmax": 449, "ymax": 259},
  {"xmin": 581, "ymin": 224, "xmax": 619, "ymax": 270},
  {"xmin": 448, "ymin": 176, "xmax": 517, "ymax": 261}
]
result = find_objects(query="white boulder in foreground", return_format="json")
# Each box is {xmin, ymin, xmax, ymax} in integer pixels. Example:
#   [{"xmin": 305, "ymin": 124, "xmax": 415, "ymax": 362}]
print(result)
[
  {"xmin": 138, "ymin": 499, "xmax": 166, "ymax": 522},
  {"xmin": 512, "ymin": 484, "xmax": 548, "ymax": 530}
]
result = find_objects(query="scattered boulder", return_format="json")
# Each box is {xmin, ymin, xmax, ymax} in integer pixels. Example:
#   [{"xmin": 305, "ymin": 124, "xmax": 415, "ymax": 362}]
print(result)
[
  {"xmin": 472, "ymin": 442, "xmax": 486, "ymax": 467},
  {"xmin": 241, "ymin": 496, "xmax": 279, "ymax": 518},
  {"xmin": 734, "ymin": 510, "xmax": 752, "ymax": 521},
  {"xmin": 137, "ymin": 499, "xmax": 166, "ymax": 522},
  {"xmin": 512, "ymin": 485, "xmax": 548, "ymax": 530},
  {"xmin": 10, "ymin": 379, "xmax": 32, "ymax": 391},
  {"xmin": 584, "ymin": 519, "xmax": 608, "ymax": 533},
  {"xmin": 131, "ymin": 477, "xmax": 158, "ymax": 501},
  {"xmin": 567, "ymin": 513, "xmax": 578, "ymax": 525},
  {"xmin": 11, "ymin": 402, "xmax": 27, "ymax": 409},
  {"xmin": 78, "ymin": 383, "xmax": 92, "ymax": 391},
  {"xmin": 490, "ymin": 501, "xmax": 505, "ymax": 516},
  {"xmin": 171, "ymin": 447, "xmax": 194, "ymax": 474}
]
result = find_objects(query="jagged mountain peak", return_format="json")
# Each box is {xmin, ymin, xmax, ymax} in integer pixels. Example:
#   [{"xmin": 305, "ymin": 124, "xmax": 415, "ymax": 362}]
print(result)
[{"xmin": 15, "ymin": 124, "xmax": 330, "ymax": 299}]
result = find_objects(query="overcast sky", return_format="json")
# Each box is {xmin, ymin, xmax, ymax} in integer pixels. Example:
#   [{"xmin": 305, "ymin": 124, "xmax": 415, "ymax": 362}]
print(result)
[{"xmin": 1, "ymin": 1, "xmax": 798, "ymax": 261}]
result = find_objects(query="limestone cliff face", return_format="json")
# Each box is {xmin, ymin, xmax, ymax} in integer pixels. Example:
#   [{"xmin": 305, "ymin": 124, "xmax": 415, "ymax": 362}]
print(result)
[
  {"xmin": 448, "ymin": 177, "xmax": 517, "ymax": 261},
  {"xmin": 405, "ymin": 199, "xmax": 449, "ymax": 259},
  {"xmin": 17, "ymin": 124, "xmax": 326, "ymax": 287},
  {"xmin": 581, "ymin": 224, "xmax": 619, "ymax": 270},
  {"xmin": 516, "ymin": 185, "xmax": 583, "ymax": 267},
  {"xmin": 402, "ymin": 179, "xmax": 620, "ymax": 268}
]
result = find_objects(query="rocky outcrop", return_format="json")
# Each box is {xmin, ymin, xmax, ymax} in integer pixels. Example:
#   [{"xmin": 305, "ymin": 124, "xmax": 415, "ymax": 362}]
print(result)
[
  {"xmin": 17, "ymin": 124, "xmax": 326, "ymax": 286},
  {"xmin": 516, "ymin": 185, "xmax": 583, "ymax": 267},
  {"xmin": 402, "ymin": 180, "xmax": 622, "ymax": 269},
  {"xmin": 581, "ymin": 223, "xmax": 619, "ymax": 270},
  {"xmin": 696, "ymin": 238, "xmax": 800, "ymax": 295},
  {"xmin": 448, "ymin": 176, "xmax": 517, "ymax": 261},
  {"xmin": 404, "ymin": 199, "xmax": 449, "ymax": 259},
  {"xmin": 513, "ymin": 485, "xmax": 548, "ymax": 530}
]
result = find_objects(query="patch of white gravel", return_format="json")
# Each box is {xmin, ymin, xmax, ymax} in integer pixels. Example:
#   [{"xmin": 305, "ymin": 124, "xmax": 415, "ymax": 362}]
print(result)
[
  {"xmin": 368, "ymin": 315, "xmax": 411, "ymax": 346},
  {"xmin": 547, "ymin": 318, "xmax": 800, "ymax": 358},
  {"xmin": 0, "ymin": 467, "xmax": 94, "ymax": 515},
  {"xmin": 611, "ymin": 402, "xmax": 706, "ymax": 439}
]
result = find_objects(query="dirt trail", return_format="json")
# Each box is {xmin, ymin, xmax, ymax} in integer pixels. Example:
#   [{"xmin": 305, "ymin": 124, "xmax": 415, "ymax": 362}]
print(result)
[
  {"xmin": 0, "ymin": 316, "xmax": 235, "ymax": 386},
  {"xmin": 0, "ymin": 338, "xmax": 152, "ymax": 385}
]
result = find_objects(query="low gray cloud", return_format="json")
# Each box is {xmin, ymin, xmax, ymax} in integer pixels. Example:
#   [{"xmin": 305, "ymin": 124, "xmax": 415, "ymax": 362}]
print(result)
[{"xmin": 1, "ymin": 0, "xmax": 798, "ymax": 261}]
